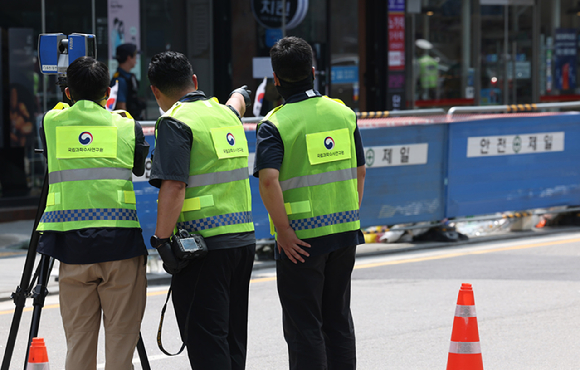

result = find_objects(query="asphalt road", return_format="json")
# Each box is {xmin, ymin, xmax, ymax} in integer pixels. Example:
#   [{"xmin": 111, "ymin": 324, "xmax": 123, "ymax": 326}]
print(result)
[{"xmin": 0, "ymin": 231, "xmax": 579, "ymax": 369}]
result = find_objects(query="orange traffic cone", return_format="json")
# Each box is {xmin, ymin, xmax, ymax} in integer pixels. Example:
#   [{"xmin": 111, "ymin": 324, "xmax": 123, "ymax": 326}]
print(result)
[
  {"xmin": 446, "ymin": 283, "xmax": 483, "ymax": 370},
  {"xmin": 26, "ymin": 337, "xmax": 50, "ymax": 370}
]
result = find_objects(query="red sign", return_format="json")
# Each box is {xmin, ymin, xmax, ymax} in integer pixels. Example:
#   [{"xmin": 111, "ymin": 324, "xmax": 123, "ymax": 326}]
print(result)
[{"xmin": 388, "ymin": 13, "xmax": 405, "ymax": 71}]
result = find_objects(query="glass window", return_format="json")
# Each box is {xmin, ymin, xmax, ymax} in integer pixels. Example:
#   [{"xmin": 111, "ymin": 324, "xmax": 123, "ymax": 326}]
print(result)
[{"xmin": 411, "ymin": 0, "xmax": 469, "ymax": 107}]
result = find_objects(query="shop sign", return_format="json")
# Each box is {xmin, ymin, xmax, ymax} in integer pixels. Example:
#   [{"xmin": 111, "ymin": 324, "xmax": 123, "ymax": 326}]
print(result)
[
  {"xmin": 388, "ymin": 0, "xmax": 405, "ymax": 12},
  {"xmin": 331, "ymin": 66, "xmax": 358, "ymax": 84},
  {"xmin": 388, "ymin": 13, "xmax": 405, "ymax": 71},
  {"xmin": 251, "ymin": 0, "xmax": 309, "ymax": 30}
]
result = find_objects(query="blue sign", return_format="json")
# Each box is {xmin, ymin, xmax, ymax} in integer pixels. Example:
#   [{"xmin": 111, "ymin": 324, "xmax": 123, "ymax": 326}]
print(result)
[
  {"xmin": 331, "ymin": 66, "xmax": 359, "ymax": 84},
  {"xmin": 388, "ymin": 0, "xmax": 405, "ymax": 12}
]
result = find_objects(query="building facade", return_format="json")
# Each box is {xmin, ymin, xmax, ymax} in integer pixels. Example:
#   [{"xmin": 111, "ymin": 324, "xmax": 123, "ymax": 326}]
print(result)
[{"xmin": 0, "ymin": 0, "xmax": 578, "ymax": 218}]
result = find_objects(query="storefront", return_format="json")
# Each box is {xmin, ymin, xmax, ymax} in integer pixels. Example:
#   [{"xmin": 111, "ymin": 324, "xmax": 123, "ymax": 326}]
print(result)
[
  {"xmin": 1, "ymin": 0, "xmax": 580, "ymax": 219},
  {"xmin": 407, "ymin": 0, "xmax": 580, "ymax": 109}
]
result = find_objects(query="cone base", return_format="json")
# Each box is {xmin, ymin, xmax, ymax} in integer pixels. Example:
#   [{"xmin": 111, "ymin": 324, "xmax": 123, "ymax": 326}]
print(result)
[{"xmin": 446, "ymin": 353, "xmax": 483, "ymax": 370}]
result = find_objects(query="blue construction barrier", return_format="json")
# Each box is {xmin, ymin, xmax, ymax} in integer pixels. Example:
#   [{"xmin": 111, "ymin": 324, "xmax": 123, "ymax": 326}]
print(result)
[
  {"xmin": 136, "ymin": 112, "xmax": 580, "ymax": 246},
  {"xmin": 446, "ymin": 113, "xmax": 580, "ymax": 218},
  {"xmin": 358, "ymin": 123, "xmax": 447, "ymax": 228}
]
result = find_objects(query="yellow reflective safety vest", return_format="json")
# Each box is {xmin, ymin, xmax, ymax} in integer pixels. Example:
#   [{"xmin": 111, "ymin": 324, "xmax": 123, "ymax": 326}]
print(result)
[
  {"xmin": 263, "ymin": 93, "xmax": 360, "ymax": 240},
  {"xmin": 419, "ymin": 54, "xmax": 438, "ymax": 89},
  {"xmin": 37, "ymin": 100, "xmax": 140, "ymax": 232},
  {"xmin": 161, "ymin": 98, "xmax": 254, "ymax": 237}
]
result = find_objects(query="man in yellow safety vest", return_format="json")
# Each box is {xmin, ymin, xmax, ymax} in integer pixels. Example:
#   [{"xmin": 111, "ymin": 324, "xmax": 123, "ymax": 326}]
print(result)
[
  {"xmin": 254, "ymin": 36, "xmax": 366, "ymax": 370},
  {"xmin": 37, "ymin": 56, "xmax": 149, "ymax": 370}
]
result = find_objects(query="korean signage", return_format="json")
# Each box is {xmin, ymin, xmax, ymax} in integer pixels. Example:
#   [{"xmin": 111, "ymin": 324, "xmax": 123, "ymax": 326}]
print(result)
[
  {"xmin": 466, "ymin": 132, "xmax": 564, "ymax": 157},
  {"xmin": 388, "ymin": 13, "xmax": 405, "ymax": 71},
  {"xmin": 331, "ymin": 66, "xmax": 359, "ymax": 84},
  {"xmin": 251, "ymin": 0, "xmax": 308, "ymax": 29},
  {"xmin": 389, "ymin": 0, "xmax": 405, "ymax": 12},
  {"xmin": 554, "ymin": 28, "xmax": 577, "ymax": 91},
  {"xmin": 388, "ymin": 0, "xmax": 405, "ymax": 110},
  {"xmin": 365, "ymin": 143, "xmax": 428, "ymax": 168},
  {"xmin": 108, "ymin": 0, "xmax": 142, "ymax": 80}
]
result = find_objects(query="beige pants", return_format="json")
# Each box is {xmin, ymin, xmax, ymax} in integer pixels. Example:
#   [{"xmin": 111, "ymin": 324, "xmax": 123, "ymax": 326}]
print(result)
[{"xmin": 59, "ymin": 256, "xmax": 147, "ymax": 370}]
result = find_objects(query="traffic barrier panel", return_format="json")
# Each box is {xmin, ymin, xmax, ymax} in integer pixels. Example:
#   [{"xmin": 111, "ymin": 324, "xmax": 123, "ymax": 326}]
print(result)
[
  {"xmin": 27, "ymin": 337, "xmax": 50, "ymax": 370},
  {"xmin": 359, "ymin": 120, "xmax": 447, "ymax": 228},
  {"xmin": 447, "ymin": 283, "xmax": 483, "ymax": 370},
  {"xmin": 446, "ymin": 113, "xmax": 580, "ymax": 218}
]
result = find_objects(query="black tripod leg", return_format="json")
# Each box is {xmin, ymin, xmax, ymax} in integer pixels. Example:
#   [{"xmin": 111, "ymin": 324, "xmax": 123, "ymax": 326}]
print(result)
[
  {"xmin": 136, "ymin": 333, "xmax": 151, "ymax": 370},
  {"xmin": 24, "ymin": 254, "xmax": 53, "ymax": 369},
  {"xmin": 1, "ymin": 171, "xmax": 49, "ymax": 370}
]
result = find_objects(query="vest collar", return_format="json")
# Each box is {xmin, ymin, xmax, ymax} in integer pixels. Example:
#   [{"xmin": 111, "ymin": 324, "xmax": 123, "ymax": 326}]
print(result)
[
  {"xmin": 178, "ymin": 90, "xmax": 208, "ymax": 103},
  {"xmin": 283, "ymin": 89, "xmax": 322, "ymax": 104}
]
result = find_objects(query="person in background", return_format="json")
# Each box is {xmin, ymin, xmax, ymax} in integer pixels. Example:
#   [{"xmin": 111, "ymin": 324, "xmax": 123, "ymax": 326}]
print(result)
[{"xmin": 111, "ymin": 43, "xmax": 146, "ymax": 119}]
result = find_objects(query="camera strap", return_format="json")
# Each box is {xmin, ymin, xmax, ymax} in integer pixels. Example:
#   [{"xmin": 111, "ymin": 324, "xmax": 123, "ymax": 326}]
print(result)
[
  {"xmin": 157, "ymin": 257, "xmax": 207, "ymax": 356},
  {"xmin": 156, "ymin": 286, "xmax": 187, "ymax": 356}
]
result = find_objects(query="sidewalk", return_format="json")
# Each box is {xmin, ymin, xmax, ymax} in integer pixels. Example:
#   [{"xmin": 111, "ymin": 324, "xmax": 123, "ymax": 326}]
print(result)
[{"xmin": 1, "ymin": 219, "xmax": 579, "ymax": 302}]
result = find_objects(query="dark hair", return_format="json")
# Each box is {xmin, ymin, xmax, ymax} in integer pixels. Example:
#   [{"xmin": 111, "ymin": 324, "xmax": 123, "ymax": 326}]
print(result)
[
  {"xmin": 147, "ymin": 51, "xmax": 196, "ymax": 97},
  {"xmin": 116, "ymin": 43, "xmax": 137, "ymax": 64},
  {"xmin": 66, "ymin": 56, "xmax": 109, "ymax": 102},
  {"xmin": 270, "ymin": 36, "xmax": 313, "ymax": 82}
]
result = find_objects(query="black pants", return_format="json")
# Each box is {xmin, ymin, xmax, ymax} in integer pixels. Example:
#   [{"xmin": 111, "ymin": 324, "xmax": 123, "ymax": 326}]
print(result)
[
  {"xmin": 277, "ymin": 245, "xmax": 357, "ymax": 370},
  {"xmin": 171, "ymin": 243, "xmax": 256, "ymax": 370}
]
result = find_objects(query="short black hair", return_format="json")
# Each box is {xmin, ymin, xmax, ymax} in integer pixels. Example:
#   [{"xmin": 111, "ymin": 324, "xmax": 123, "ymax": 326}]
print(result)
[
  {"xmin": 116, "ymin": 43, "xmax": 137, "ymax": 63},
  {"xmin": 147, "ymin": 51, "xmax": 196, "ymax": 97},
  {"xmin": 270, "ymin": 36, "xmax": 313, "ymax": 82},
  {"xmin": 66, "ymin": 56, "xmax": 109, "ymax": 102}
]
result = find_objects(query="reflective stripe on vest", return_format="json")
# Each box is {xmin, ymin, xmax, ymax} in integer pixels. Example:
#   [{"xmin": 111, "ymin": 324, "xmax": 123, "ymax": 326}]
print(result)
[
  {"xmin": 188, "ymin": 167, "xmax": 248, "ymax": 188},
  {"xmin": 49, "ymin": 167, "xmax": 132, "ymax": 184},
  {"xmin": 290, "ymin": 210, "xmax": 359, "ymax": 231},
  {"xmin": 448, "ymin": 342, "xmax": 481, "ymax": 354},
  {"xmin": 280, "ymin": 167, "xmax": 357, "ymax": 192},
  {"xmin": 40, "ymin": 208, "xmax": 138, "ymax": 223},
  {"xmin": 176, "ymin": 211, "xmax": 253, "ymax": 232}
]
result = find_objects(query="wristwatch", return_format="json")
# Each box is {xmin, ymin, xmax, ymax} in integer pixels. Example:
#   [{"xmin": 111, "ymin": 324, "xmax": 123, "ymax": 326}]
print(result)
[{"xmin": 150, "ymin": 235, "xmax": 171, "ymax": 249}]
